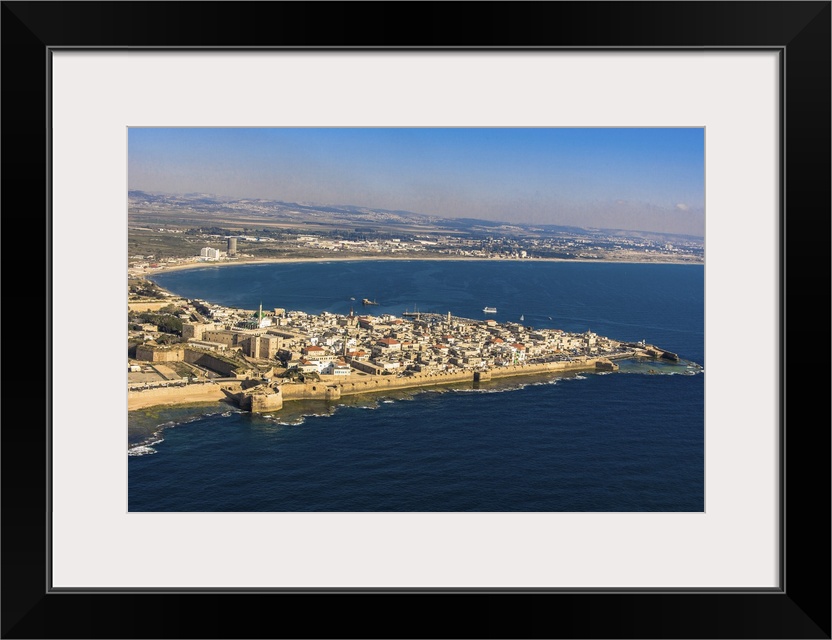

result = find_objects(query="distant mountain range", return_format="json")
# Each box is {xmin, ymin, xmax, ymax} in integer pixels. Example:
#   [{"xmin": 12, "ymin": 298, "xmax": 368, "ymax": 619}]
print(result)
[{"xmin": 128, "ymin": 190, "xmax": 704, "ymax": 243}]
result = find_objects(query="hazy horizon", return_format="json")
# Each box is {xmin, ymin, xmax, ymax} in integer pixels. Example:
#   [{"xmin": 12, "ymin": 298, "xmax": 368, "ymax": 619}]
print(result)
[{"xmin": 129, "ymin": 128, "xmax": 705, "ymax": 236}]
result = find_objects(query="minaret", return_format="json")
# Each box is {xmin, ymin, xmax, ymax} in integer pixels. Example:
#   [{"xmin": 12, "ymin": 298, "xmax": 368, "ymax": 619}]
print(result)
[
  {"xmin": 447, "ymin": 311, "xmax": 452, "ymax": 329},
  {"xmin": 259, "ymin": 302, "xmax": 263, "ymax": 327}
]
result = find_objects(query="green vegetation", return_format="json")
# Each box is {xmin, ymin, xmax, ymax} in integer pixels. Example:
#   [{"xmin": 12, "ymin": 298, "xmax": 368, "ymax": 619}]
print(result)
[
  {"xmin": 128, "ymin": 278, "xmax": 169, "ymax": 299},
  {"xmin": 129, "ymin": 311, "xmax": 183, "ymax": 335},
  {"xmin": 157, "ymin": 304, "xmax": 182, "ymax": 314},
  {"xmin": 278, "ymin": 369, "xmax": 321, "ymax": 383},
  {"xmin": 188, "ymin": 347, "xmax": 249, "ymax": 376},
  {"xmin": 128, "ymin": 229, "xmax": 203, "ymax": 261},
  {"xmin": 169, "ymin": 361, "xmax": 198, "ymax": 378},
  {"xmin": 127, "ymin": 195, "xmax": 704, "ymax": 265}
]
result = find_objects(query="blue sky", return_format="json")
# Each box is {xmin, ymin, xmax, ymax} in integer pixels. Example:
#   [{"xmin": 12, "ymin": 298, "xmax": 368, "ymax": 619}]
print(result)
[{"xmin": 129, "ymin": 128, "xmax": 704, "ymax": 236}]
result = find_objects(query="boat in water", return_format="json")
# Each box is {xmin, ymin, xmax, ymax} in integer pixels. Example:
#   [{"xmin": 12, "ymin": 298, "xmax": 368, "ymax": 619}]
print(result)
[
  {"xmin": 362, "ymin": 298, "xmax": 379, "ymax": 306},
  {"xmin": 483, "ymin": 307, "xmax": 497, "ymax": 313}
]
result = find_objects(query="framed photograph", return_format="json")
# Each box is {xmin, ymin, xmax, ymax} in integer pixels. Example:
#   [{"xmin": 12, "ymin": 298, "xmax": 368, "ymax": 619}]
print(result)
[
  {"xmin": 124, "ymin": 125, "xmax": 707, "ymax": 511},
  {"xmin": 3, "ymin": 2, "xmax": 829, "ymax": 638}
]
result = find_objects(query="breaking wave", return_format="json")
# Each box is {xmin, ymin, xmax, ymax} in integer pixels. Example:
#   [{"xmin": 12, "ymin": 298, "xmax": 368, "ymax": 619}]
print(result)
[
  {"xmin": 128, "ymin": 444, "xmax": 158, "ymax": 457},
  {"xmin": 128, "ymin": 407, "xmax": 243, "ymax": 457}
]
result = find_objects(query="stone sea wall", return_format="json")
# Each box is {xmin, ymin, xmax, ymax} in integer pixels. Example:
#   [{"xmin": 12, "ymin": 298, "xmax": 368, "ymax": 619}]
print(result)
[
  {"xmin": 128, "ymin": 381, "xmax": 242, "ymax": 411},
  {"xmin": 278, "ymin": 357, "xmax": 612, "ymax": 402},
  {"xmin": 129, "ymin": 358, "xmax": 617, "ymax": 411}
]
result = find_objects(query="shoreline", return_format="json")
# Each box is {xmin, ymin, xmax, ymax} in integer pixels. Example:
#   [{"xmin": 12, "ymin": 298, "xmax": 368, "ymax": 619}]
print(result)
[
  {"xmin": 127, "ymin": 383, "xmax": 235, "ymax": 411},
  {"xmin": 128, "ymin": 356, "xmax": 621, "ymax": 413},
  {"xmin": 127, "ymin": 351, "xmax": 696, "ymax": 414},
  {"xmin": 128, "ymin": 257, "xmax": 698, "ymax": 413},
  {"xmin": 135, "ymin": 254, "xmax": 704, "ymax": 276}
]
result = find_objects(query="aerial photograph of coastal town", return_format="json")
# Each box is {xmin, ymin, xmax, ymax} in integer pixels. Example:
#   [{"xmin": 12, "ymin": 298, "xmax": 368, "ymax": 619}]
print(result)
[{"xmin": 128, "ymin": 127, "xmax": 704, "ymax": 512}]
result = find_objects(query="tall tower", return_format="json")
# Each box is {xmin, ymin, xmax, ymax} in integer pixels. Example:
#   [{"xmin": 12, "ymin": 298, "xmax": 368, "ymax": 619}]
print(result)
[
  {"xmin": 447, "ymin": 311, "xmax": 452, "ymax": 329},
  {"xmin": 227, "ymin": 237, "xmax": 237, "ymax": 256}
]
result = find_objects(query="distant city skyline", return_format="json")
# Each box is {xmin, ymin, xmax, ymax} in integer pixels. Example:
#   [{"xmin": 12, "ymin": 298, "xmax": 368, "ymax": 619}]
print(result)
[{"xmin": 129, "ymin": 128, "xmax": 705, "ymax": 236}]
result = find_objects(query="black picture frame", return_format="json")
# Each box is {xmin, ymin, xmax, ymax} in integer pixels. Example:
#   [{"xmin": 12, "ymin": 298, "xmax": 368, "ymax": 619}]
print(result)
[{"xmin": 2, "ymin": 2, "xmax": 829, "ymax": 638}]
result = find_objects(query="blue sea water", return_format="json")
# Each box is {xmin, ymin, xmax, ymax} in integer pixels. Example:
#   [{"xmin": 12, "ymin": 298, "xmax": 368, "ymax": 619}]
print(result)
[{"xmin": 130, "ymin": 260, "xmax": 703, "ymax": 512}]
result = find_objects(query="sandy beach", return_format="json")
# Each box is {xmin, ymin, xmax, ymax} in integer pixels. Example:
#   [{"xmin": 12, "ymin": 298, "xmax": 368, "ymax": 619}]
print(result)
[{"xmin": 137, "ymin": 253, "xmax": 702, "ymax": 276}]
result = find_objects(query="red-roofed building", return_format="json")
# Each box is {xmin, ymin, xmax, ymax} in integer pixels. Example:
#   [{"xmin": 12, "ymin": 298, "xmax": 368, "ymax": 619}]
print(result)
[
  {"xmin": 509, "ymin": 343, "xmax": 526, "ymax": 363},
  {"xmin": 377, "ymin": 337, "xmax": 401, "ymax": 351},
  {"xmin": 302, "ymin": 345, "xmax": 329, "ymax": 360},
  {"xmin": 296, "ymin": 358, "xmax": 320, "ymax": 373}
]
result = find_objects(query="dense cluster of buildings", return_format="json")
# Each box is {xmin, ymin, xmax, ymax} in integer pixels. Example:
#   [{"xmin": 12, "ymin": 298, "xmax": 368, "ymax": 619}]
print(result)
[{"xmin": 134, "ymin": 296, "xmax": 637, "ymax": 381}]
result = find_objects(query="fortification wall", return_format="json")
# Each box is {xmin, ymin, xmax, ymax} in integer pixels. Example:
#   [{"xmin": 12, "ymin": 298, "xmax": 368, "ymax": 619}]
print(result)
[
  {"xmin": 234, "ymin": 388, "xmax": 284, "ymax": 412},
  {"xmin": 486, "ymin": 358, "xmax": 602, "ymax": 379},
  {"xmin": 129, "ymin": 358, "xmax": 608, "ymax": 412},
  {"xmin": 250, "ymin": 393, "xmax": 284, "ymax": 412},
  {"xmin": 183, "ymin": 349, "xmax": 241, "ymax": 376},
  {"xmin": 127, "ymin": 300, "xmax": 183, "ymax": 312},
  {"xmin": 278, "ymin": 360, "xmax": 606, "ymax": 403},
  {"xmin": 128, "ymin": 381, "xmax": 242, "ymax": 411},
  {"xmin": 280, "ymin": 369, "xmax": 476, "ymax": 400},
  {"xmin": 342, "ymin": 370, "xmax": 475, "ymax": 395},
  {"xmin": 135, "ymin": 345, "xmax": 184, "ymax": 362},
  {"xmin": 280, "ymin": 384, "xmax": 343, "ymax": 401}
]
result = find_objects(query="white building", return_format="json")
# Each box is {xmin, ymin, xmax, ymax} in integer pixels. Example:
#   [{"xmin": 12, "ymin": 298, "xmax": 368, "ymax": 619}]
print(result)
[
  {"xmin": 199, "ymin": 247, "xmax": 222, "ymax": 260},
  {"xmin": 325, "ymin": 360, "xmax": 352, "ymax": 376}
]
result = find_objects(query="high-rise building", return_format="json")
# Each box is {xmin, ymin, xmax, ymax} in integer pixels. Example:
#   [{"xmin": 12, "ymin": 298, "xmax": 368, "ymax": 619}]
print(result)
[
  {"xmin": 200, "ymin": 247, "xmax": 222, "ymax": 260},
  {"xmin": 227, "ymin": 237, "xmax": 237, "ymax": 256}
]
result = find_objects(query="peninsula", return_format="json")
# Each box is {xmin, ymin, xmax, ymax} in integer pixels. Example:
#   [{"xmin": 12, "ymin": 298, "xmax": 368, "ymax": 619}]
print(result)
[{"xmin": 128, "ymin": 278, "xmax": 686, "ymax": 413}]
